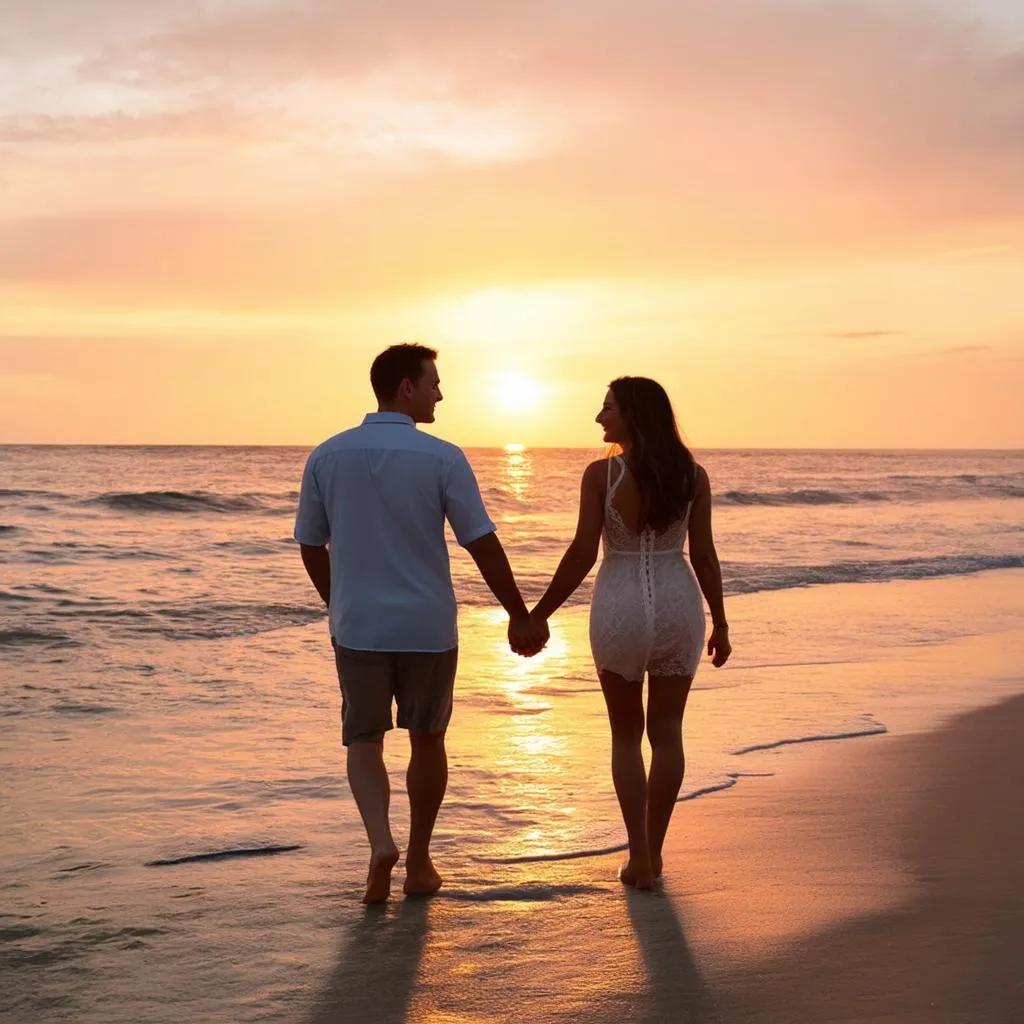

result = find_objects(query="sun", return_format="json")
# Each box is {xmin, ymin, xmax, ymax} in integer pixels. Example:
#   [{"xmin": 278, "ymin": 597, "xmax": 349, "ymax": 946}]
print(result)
[{"xmin": 496, "ymin": 373, "xmax": 543, "ymax": 413}]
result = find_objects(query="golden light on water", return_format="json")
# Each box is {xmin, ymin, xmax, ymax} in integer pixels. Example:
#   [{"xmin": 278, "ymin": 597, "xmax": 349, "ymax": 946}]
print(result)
[{"xmin": 502, "ymin": 445, "xmax": 534, "ymax": 501}]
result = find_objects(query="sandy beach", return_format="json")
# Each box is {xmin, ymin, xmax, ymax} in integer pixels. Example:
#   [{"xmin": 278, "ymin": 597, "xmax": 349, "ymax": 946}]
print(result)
[
  {"xmin": 682, "ymin": 694, "xmax": 1024, "ymax": 1023},
  {"xmin": 309, "ymin": 694, "xmax": 1024, "ymax": 1024}
]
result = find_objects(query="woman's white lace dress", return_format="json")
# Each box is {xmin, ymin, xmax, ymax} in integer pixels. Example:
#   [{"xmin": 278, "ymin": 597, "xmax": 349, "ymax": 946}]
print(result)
[{"xmin": 589, "ymin": 456, "xmax": 706, "ymax": 681}]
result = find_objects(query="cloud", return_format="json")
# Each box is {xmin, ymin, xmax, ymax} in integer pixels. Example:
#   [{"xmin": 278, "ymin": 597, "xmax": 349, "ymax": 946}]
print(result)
[
  {"xmin": 0, "ymin": 107, "xmax": 265, "ymax": 144},
  {"xmin": 933, "ymin": 344, "xmax": 997, "ymax": 356},
  {"xmin": 932, "ymin": 244, "xmax": 1014, "ymax": 260},
  {"xmin": 2, "ymin": 1, "xmax": 1024, "ymax": 303},
  {"xmin": 827, "ymin": 331, "xmax": 901, "ymax": 340}
]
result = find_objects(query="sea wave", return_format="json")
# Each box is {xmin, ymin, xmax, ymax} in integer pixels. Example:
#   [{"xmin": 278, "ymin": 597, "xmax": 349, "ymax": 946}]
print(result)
[
  {"xmin": 52, "ymin": 702, "xmax": 117, "ymax": 715},
  {"xmin": 85, "ymin": 491, "xmax": 284, "ymax": 514},
  {"xmin": 722, "ymin": 553, "xmax": 1024, "ymax": 595},
  {"xmin": 0, "ymin": 488, "xmax": 64, "ymax": 500},
  {"xmin": 0, "ymin": 628, "xmax": 82, "ymax": 649},
  {"xmin": 455, "ymin": 552, "xmax": 1024, "ymax": 606},
  {"xmin": 731, "ymin": 719, "xmax": 888, "ymax": 755},
  {"xmin": 146, "ymin": 844, "xmax": 303, "ymax": 867},
  {"xmin": 475, "ymin": 772, "xmax": 775, "ymax": 865},
  {"xmin": 10, "ymin": 551, "xmax": 1014, "ymax": 644},
  {"xmin": 879, "ymin": 472, "xmax": 1024, "ymax": 501},
  {"xmin": 5, "ymin": 470, "xmax": 1019, "ymax": 521},
  {"xmin": 719, "ymin": 489, "xmax": 888, "ymax": 506},
  {"xmin": 38, "ymin": 600, "xmax": 326, "ymax": 641},
  {"xmin": 18, "ymin": 544, "xmax": 181, "ymax": 565},
  {"xmin": 716, "ymin": 474, "xmax": 1024, "ymax": 506}
]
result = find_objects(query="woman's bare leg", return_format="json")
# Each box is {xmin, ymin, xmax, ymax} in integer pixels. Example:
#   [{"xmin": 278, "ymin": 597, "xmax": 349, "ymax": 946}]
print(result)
[
  {"xmin": 645, "ymin": 673, "xmax": 694, "ymax": 878},
  {"xmin": 600, "ymin": 670, "xmax": 654, "ymax": 889}
]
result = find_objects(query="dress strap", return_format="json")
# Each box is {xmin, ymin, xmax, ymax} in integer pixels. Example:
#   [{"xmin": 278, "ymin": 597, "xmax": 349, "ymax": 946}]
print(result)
[
  {"xmin": 683, "ymin": 462, "xmax": 700, "ymax": 520},
  {"xmin": 607, "ymin": 456, "xmax": 628, "ymax": 504}
]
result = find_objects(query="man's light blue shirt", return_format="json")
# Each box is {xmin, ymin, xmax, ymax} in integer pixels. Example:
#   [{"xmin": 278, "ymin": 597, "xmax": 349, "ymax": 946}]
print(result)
[{"xmin": 294, "ymin": 413, "xmax": 496, "ymax": 652}]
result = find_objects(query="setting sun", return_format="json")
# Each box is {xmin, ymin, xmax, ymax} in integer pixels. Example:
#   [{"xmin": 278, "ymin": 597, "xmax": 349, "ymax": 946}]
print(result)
[{"xmin": 494, "ymin": 373, "xmax": 544, "ymax": 414}]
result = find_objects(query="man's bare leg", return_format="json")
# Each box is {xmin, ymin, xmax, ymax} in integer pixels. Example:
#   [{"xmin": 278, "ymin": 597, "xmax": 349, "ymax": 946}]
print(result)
[
  {"xmin": 404, "ymin": 730, "xmax": 447, "ymax": 896},
  {"xmin": 347, "ymin": 740, "xmax": 400, "ymax": 903}
]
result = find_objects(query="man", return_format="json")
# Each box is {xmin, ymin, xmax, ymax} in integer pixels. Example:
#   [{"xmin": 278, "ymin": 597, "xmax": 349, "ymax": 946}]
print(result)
[{"xmin": 295, "ymin": 343, "xmax": 548, "ymax": 904}]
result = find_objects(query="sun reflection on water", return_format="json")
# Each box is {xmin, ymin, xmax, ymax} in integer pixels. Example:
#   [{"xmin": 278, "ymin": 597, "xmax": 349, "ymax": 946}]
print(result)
[
  {"xmin": 502, "ymin": 444, "xmax": 533, "ymax": 502},
  {"xmin": 467, "ymin": 609, "xmax": 596, "ymax": 859}
]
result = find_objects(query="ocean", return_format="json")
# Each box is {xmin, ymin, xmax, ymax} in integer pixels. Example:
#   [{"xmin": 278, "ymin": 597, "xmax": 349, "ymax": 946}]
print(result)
[{"xmin": 2, "ymin": 444, "xmax": 1022, "ymax": 1021}]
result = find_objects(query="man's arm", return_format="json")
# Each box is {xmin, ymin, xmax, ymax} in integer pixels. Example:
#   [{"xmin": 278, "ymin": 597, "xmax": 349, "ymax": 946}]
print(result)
[
  {"xmin": 464, "ymin": 531, "xmax": 528, "ymax": 618},
  {"xmin": 295, "ymin": 451, "xmax": 332, "ymax": 609},
  {"xmin": 299, "ymin": 544, "xmax": 331, "ymax": 607},
  {"xmin": 445, "ymin": 450, "xmax": 547, "ymax": 654},
  {"xmin": 465, "ymin": 532, "xmax": 548, "ymax": 655}
]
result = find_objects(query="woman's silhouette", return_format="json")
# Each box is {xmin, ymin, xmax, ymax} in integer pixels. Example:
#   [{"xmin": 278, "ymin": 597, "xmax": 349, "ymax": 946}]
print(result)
[{"xmin": 533, "ymin": 377, "xmax": 730, "ymax": 888}]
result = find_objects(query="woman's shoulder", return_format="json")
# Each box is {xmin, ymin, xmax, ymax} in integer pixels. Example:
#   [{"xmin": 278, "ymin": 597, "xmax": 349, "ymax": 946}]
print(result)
[{"xmin": 581, "ymin": 457, "xmax": 612, "ymax": 494}]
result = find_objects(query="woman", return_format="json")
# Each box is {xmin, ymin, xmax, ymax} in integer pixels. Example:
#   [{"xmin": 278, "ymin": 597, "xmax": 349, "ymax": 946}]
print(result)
[{"xmin": 532, "ymin": 377, "xmax": 730, "ymax": 889}]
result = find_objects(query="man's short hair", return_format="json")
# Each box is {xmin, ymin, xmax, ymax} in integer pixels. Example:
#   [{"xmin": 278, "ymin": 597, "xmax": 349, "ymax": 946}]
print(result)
[{"xmin": 370, "ymin": 343, "xmax": 439, "ymax": 401}]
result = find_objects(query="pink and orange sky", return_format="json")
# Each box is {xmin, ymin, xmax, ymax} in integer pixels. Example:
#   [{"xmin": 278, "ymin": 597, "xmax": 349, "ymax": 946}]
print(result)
[{"xmin": 2, "ymin": 0, "xmax": 1023, "ymax": 447}]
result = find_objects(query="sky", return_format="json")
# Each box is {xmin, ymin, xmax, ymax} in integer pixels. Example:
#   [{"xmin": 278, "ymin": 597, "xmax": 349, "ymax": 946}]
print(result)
[{"xmin": 1, "ymin": 0, "xmax": 1023, "ymax": 447}]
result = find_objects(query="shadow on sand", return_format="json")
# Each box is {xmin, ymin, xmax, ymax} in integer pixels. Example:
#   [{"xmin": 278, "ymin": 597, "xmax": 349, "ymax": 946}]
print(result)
[
  {"xmin": 308, "ymin": 899, "xmax": 430, "ymax": 1024},
  {"xmin": 623, "ymin": 886, "xmax": 721, "ymax": 1024}
]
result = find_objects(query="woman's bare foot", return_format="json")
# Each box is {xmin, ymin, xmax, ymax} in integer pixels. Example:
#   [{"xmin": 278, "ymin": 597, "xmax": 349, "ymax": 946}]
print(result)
[
  {"xmin": 403, "ymin": 856, "xmax": 443, "ymax": 897},
  {"xmin": 362, "ymin": 846, "xmax": 400, "ymax": 904},
  {"xmin": 652, "ymin": 853, "xmax": 663, "ymax": 879},
  {"xmin": 618, "ymin": 858, "xmax": 655, "ymax": 890}
]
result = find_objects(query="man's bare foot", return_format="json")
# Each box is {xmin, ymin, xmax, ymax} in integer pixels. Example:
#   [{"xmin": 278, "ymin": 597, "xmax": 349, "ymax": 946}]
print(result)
[
  {"xmin": 403, "ymin": 857, "xmax": 443, "ymax": 897},
  {"xmin": 362, "ymin": 846, "xmax": 400, "ymax": 904},
  {"xmin": 618, "ymin": 858, "xmax": 655, "ymax": 890}
]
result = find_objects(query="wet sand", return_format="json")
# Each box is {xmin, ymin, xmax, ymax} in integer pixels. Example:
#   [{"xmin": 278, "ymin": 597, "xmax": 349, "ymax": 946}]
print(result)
[
  {"xmin": 309, "ymin": 695, "xmax": 1024, "ymax": 1023},
  {"xmin": 711, "ymin": 694, "xmax": 1024, "ymax": 1023}
]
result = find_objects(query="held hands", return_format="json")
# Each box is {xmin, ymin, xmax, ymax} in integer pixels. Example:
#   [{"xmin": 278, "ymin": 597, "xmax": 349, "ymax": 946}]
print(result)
[
  {"xmin": 707, "ymin": 623, "xmax": 731, "ymax": 667},
  {"xmin": 509, "ymin": 612, "xmax": 549, "ymax": 658}
]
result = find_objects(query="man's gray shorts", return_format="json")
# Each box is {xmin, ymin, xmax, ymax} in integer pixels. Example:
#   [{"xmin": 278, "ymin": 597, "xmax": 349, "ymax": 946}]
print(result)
[{"xmin": 331, "ymin": 642, "xmax": 458, "ymax": 746}]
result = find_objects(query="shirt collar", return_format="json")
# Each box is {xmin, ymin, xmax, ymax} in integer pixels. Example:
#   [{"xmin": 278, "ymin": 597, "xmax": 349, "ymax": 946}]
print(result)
[{"xmin": 363, "ymin": 412, "xmax": 416, "ymax": 427}]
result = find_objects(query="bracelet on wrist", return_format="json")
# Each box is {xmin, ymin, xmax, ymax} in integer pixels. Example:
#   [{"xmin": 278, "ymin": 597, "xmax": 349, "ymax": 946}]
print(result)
[{"xmin": 712, "ymin": 621, "xmax": 729, "ymax": 630}]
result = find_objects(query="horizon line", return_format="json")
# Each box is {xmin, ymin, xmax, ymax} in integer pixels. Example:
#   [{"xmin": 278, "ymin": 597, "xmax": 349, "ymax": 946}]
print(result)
[{"xmin": 2, "ymin": 442, "xmax": 1021, "ymax": 454}]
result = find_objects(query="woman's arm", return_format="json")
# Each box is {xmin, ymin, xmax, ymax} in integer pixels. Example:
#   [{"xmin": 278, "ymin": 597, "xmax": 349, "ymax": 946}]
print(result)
[
  {"xmin": 533, "ymin": 460, "xmax": 606, "ymax": 621},
  {"xmin": 688, "ymin": 465, "xmax": 732, "ymax": 667}
]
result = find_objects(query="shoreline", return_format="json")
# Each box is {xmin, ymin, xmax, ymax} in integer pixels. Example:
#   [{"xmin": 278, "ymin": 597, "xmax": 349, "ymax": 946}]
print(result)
[{"xmin": 308, "ymin": 694, "xmax": 1024, "ymax": 1023}]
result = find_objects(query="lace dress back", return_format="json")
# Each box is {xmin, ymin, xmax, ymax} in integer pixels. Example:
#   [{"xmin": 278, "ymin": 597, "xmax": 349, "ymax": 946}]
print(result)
[{"xmin": 588, "ymin": 457, "xmax": 706, "ymax": 681}]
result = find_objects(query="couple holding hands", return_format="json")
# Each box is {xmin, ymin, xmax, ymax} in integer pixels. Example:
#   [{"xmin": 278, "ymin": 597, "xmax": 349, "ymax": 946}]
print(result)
[{"xmin": 296, "ymin": 344, "xmax": 729, "ymax": 903}]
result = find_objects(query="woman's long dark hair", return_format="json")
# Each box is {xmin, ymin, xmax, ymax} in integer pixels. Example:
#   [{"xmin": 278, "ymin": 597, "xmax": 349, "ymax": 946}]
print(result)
[{"xmin": 610, "ymin": 376, "xmax": 696, "ymax": 532}]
